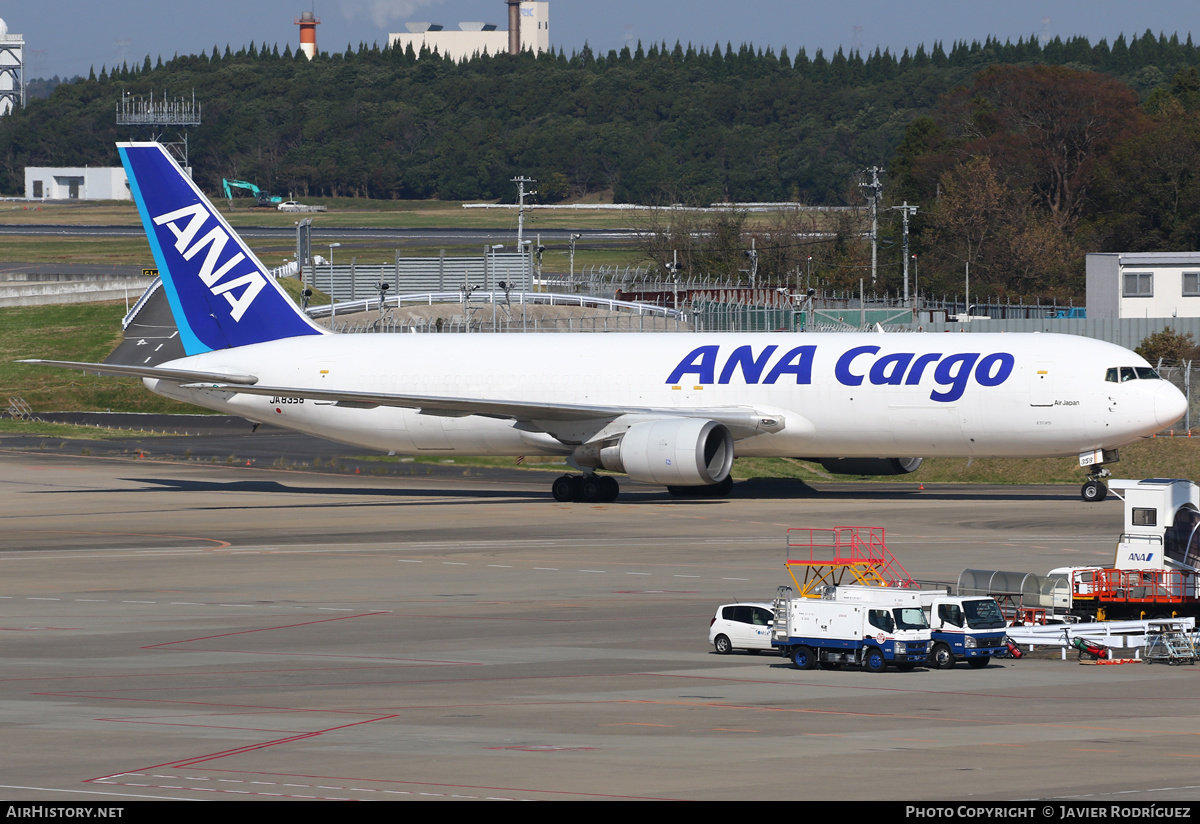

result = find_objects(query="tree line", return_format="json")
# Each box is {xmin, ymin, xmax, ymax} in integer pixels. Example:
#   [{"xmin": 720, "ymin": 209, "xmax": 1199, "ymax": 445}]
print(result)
[{"xmin": 4, "ymin": 30, "xmax": 1200, "ymax": 298}]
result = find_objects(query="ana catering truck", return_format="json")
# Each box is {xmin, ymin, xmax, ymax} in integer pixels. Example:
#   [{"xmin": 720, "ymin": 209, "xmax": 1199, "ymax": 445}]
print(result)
[
  {"xmin": 771, "ymin": 586, "xmax": 931, "ymax": 672},
  {"xmin": 832, "ymin": 585, "xmax": 1008, "ymax": 669},
  {"xmin": 1055, "ymin": 478, "xmax": 1200, "ymax": 621},
  {"xmin": 957, "ymin": 479, "xmax": 1200, "ymax": 625}
]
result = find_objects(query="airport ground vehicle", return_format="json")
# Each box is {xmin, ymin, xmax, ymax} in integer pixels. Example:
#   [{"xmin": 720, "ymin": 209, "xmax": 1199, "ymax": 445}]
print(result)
[
  {"xmin": 771, "ymin": 586, "xmax": 931, "ymax": 672},
  {"xmin": 276, "ymin": 200, "xmax": 326, "ymax": 213},
  {"xmin": 832, "ymin": 585, "xmax": 1007, "ymax": 669},
  {"xmin": 708, "ymin": 602, "xmax": 776, "ymax": 654},
  {"xmin": 1061, "ymin": 478, "xmax": 1200, "ymax": 621},
  {"xmin": 961, "ymin": 479, "xmax": 1200, "ymax": 624}
]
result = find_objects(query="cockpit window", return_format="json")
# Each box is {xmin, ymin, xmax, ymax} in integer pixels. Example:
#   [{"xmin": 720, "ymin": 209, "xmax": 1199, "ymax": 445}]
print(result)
[{"xmin": 1109, "ymin": 366, "xmax": 1163, "ymax": 382}]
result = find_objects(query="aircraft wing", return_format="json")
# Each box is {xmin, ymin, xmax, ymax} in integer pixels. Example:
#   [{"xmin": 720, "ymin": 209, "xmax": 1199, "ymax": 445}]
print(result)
[
  {"xmin": 19, "ymin": 359, "xmax": 260, "ymax": 385},
  {"xmin": 21, "ymin": 359, "xmax": 783, "ymax": 436},
  {"xmin": 182, "ymin": 381, "xmax": 783, "ymax": 436}
]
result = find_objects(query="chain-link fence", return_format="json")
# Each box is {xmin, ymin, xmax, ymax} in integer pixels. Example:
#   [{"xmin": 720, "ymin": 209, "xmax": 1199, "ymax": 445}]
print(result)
[
  {"xmin": 1155, "ymin": 362, "xmax": 1197, "ymax": 433},
  {"xmin": 331, "ymin": 313, "xmax": 691, "ymax": 334}
]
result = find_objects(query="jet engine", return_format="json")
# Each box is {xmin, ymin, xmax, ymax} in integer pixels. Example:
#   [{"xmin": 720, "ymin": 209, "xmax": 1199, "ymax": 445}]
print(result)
[
  {"xmin": 819, "ymin": 457, "xmax": 924, "ymax": 476},
  {"xmin": 574, "ymin": 418, "xmax": 734, "ymax": 486}
]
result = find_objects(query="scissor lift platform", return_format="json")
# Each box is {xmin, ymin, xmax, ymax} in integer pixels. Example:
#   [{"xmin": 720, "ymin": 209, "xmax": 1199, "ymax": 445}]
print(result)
[{"xmin": 785, "ymin": 526, "xmax": 914, "ymax": 598}]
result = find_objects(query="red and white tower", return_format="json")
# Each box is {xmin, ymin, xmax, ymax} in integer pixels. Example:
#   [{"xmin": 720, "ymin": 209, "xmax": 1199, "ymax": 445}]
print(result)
[{"xmin": 295, "ymin": 10, "xmax": 320, "ymax": 60}]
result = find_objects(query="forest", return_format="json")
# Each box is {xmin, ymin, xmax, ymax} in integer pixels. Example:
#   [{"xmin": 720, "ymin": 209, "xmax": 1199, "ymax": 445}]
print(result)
[{"xmin": 4, "ymin": 29, "xmax": 1200, "ymax": 299}]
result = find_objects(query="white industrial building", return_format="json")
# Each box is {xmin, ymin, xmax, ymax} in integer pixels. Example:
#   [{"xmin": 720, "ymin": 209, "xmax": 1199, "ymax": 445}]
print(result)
[
  {"xmin": 0, "ymin": 18, "xmax": 24, "ymax": 115},
  {"xmin": 24, "ymin": 167, "xmax": 131, "ymax": 200},
  {"xmin": 1086, "ymin": 252, "xmax": 1200, "ymax": 319},
  {"xmin": 390, "ymin": 1, "xmax": 549, "ymax": 61}
]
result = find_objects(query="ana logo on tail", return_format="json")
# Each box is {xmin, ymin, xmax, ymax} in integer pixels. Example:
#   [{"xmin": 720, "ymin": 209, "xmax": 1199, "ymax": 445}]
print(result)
[
  {"xmin": 152, "ymin": 203, "xmax": 265, "ymax": 322},
  {"xmin": 120, "ymin": 141, "xmax": 324, "ymax": 353}
]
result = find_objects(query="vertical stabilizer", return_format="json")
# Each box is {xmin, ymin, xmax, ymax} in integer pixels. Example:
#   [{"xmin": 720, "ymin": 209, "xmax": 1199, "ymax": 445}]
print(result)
[{"xmin": 118, "ymin": 142, "xmax": 325, "ymax": 355}]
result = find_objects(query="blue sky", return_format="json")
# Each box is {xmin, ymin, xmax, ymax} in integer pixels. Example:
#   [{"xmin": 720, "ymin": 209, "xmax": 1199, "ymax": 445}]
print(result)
[{"xmin": 9, "ymin": 1, "xmax": 1200, "ymax": 81}]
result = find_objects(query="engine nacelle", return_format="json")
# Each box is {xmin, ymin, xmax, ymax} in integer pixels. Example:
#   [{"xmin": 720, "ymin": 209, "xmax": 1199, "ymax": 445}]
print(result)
[
  {"xmin": 819, "ymin": 457, "xmax": 923, "ymax": 476},
  {"xmin": 574, "ymin": 418, "xmax": 734, "ymax": 486}
]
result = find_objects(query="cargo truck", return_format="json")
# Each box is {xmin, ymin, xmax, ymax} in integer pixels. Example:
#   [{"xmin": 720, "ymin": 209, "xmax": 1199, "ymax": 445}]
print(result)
[
  {"xmin": 831, "ymin": 585, "xmax": 1008, "ymax": 669},
  {"xmin": 771, "ymin": 585, "xmax": 931, "ymax": 672}
]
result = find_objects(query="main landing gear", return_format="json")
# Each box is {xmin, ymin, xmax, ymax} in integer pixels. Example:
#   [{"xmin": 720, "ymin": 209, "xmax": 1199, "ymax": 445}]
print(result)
[
  {"xmin": 550, "ymin": 474, "xmax": 735, "ymax": 502},
  {"xmin": 552, "ymin": 473, "xmax": 619, "ymax": 503}
]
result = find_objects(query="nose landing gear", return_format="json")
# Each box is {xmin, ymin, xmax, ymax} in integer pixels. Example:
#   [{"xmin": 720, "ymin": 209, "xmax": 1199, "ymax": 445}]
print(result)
[
  {"xmin": 1081, "ymin": 466, "xmax": 1111, "ymax": 502},
  {"xmin": 1079, "ymin": 448, "xmax": 1118, "ymax": 503},
  {"xmin": 1082, "ymin": 478, "xmax": 1108, "ymax": 502}
]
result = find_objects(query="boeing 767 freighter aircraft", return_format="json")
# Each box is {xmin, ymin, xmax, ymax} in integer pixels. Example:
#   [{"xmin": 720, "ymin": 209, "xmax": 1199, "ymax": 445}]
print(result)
[{"xmin": 23, "ymin": 143, "xmax": 1188, "ymax": 503}]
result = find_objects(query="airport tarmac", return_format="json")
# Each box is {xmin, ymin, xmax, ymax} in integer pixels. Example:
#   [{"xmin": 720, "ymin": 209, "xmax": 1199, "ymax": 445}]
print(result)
[{"xmin": 1, "ymin": 442, "xmax": 1198, "ymax": 802}]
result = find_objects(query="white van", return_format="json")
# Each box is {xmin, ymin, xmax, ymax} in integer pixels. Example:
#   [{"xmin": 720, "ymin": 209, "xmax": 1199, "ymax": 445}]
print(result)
[{"xmin": 709, "ymin": 602, "xmax": 776, "ymax": 654}]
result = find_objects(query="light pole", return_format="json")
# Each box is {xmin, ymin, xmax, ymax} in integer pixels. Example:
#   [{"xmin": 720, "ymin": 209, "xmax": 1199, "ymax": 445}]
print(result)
[
  {"xmin": 891, "ymin": 201, "xmax": 918, "ymax": 304},
  {"xmin": 489, "ymin": 244, "xmax": 503, "ymax": 331},
  {"xmin": 512, "ymin": 176, "xmax": 536, "ymax": 249},
  {"xmin": 377, "ymin": 280, "xmax": 390, "ymax": 320},
  {"xmin": 328, "ymin": 242, "xmax": 341, "ymax": 324},
  {"xmin": 859, "ymin": 166, "xmax": 884, "ymax": 285},
  {"xmin": 666, "ymin": 250, "xmax": 680, "ymax": 313},
  {"xmin": 569, "ymin": 233, "xmax": 581, "ymax": 292},
  {"xmin": 912, "ymin": 254, "xmax": 918, "ymax": 314},
  {"xmin": 521, "ymin": 239, "xmax": 533, "ymax": 292},
  {"xmin": 743, "ymin": 237, "xmax": 758, "ymax": 289}
]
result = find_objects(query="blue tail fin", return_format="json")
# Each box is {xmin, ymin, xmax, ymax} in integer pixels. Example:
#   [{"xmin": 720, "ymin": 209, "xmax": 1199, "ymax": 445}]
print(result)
[{"xmin": 118, "ymin": 142, "xmax": 325, "ymax": 355}]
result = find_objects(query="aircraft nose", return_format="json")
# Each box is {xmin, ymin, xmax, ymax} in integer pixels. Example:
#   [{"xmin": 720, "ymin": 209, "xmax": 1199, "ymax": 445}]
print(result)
[{"xmin": 1156, "ymin": 381, "xmax": 1189, "ymax": 429}]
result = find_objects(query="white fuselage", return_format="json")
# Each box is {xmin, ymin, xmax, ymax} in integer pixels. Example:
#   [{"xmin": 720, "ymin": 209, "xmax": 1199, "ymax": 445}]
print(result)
[{"xmin": 143, "ymin": 331, "xmax": 1184, "ymax": 461}]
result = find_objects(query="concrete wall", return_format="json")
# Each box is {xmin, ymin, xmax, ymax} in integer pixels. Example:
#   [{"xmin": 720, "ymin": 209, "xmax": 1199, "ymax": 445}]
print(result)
[
  {"xmin": 0, "ymin": 273, "xmax": 153, "ymax": 307},
  {"xmin": 307, "ymin": 253, "xmax": 534, "ymax": 301}
]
